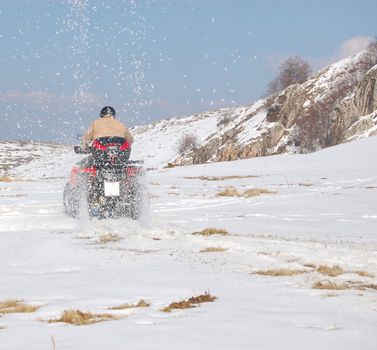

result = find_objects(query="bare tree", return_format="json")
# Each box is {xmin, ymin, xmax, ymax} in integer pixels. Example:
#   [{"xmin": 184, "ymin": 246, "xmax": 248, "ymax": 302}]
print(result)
[
  {"xmin": 177, "ymin": 133, "xmax": 198, "ymax": 154},
  {"xmin": 265, "ymin": 55, "xmax": 312, "ymax": 96}
]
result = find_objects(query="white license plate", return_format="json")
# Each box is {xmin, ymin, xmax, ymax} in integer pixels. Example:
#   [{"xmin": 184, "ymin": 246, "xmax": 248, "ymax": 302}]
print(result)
[{"xmin": 104, "ymin": 181, "xmax": 120, "ymax": 196}]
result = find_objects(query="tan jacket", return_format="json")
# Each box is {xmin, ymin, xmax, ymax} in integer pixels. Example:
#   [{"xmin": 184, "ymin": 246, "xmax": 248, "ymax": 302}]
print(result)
[{"xmin": 82, "ymin": 116, "xmax": 134, "ymax": 144}]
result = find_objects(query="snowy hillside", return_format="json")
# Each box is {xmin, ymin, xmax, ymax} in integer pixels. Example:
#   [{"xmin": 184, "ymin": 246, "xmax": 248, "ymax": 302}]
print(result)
[
  {"xmin": 132, "ymin": 51, "xmax": 377, "ymax": 168},
  {"xmin": 0, "ymin": 135, "xmax": 376, "ymax": 349}
]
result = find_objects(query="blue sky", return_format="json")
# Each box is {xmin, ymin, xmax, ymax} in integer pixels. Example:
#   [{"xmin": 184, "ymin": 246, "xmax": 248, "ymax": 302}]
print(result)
[{"xmin": 0, "ymin": 0, "xmax": 376, "ymax": 141}]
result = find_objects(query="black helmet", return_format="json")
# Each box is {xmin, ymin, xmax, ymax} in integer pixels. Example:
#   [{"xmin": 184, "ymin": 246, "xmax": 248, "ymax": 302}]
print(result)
[{"xmin": 100, "ymin": 106, "xmax": 116, "ymax": 117}]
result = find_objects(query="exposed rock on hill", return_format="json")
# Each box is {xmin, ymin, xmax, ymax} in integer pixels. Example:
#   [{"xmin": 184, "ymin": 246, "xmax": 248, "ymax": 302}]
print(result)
[{"xmin": 132, "ymin": 51, "xmax": 377, "ymax": 168}]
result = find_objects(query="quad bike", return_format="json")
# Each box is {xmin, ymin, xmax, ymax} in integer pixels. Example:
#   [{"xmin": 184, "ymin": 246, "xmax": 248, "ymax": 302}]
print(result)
[{"xmin": 63, "ymin": 136, "xmax": 144, "ymax": 219}]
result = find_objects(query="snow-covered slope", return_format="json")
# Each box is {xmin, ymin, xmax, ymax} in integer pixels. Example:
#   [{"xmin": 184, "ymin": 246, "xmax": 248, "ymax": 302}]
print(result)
[{"xmin": 0, "ymin": 135, "xmax": 376, "ymax": 349}]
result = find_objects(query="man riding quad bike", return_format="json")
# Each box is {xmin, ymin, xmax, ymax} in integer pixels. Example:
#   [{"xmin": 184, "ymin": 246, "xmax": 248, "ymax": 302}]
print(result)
[{"xmin": 63, "ymin": 106, "xmax": 144, "ymax": 219}]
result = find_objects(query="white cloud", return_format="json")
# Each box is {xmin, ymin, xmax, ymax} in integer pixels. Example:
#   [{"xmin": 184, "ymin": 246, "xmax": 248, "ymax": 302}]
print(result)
[
  {"xmin": 310, "ymin": 35, "xmax": 373, "ymax": 71},
  {"xmin": 336, "ymin": 35, "xmax": 373, "ymax": 60}
]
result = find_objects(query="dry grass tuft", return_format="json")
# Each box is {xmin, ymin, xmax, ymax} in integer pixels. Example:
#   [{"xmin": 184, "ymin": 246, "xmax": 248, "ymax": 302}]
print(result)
[
  {"xmin": 361, "ymin": 283, "xmax": 377, "ymax": 291},
  {"xmin": 348, "ymin": 282, "xmax": 377, "ymax": 291},
  {"xmin": 217, "ymin": 187, "xmax": 241, "ymax": 197},
  {"xmin": 0, "ymin": 299, "xmax": 40, "ymax": 314},
  {"xmin": 98, "ymin": 233, "xmax": 122, "ymax": 244},
  {"xmin": 0, "ymin": 193, "xmax": 27, "ymax": 198},
  {"xmin": 216, "ymin": 187, "xmax": 276, "ymax": 198},
  {"xmin": 162, "ymin": 292, "xmax": 216, "ymax": 313},
  {"xmin": 162, "ymin": 300, "xmax": 194, "ymax": 312},
  {"xmin": 109, "ymin": 299, "xmax": 150, "ymax": 310},
  {"xmin": 0, "ymin": 176, "xmax": 16, "ymax": 182},
  {"xmin": 242, "ymin": 188, "xmax": 277, "ymax": 197},
  {"xmin": 303, "ymin": 263, "xmax": 316, "ymax": 268},
  {"xmin": 354, "ymin": 270, "xmax": 374, "ymax": 278},
  {"xmin": 184, "ymin": 175, "xmax": 258, "ymax": 181},
  {"xmin": 312, "ymin": 281, "xmax": 348, "ymax": 290},
  {"xmin": 187, "ymin": 293, "xmax": 217, "ymax": 304},
  {"xmin": 192, "ymin": 228, "xmax": 229, "ymax": 236},
  {"xmin": 317, "ymin": 265, "xmax": 344, "ymax": 277},
  {"xmin": 48, "ymin": 309, "xmax": 119, "ymax": 326},
  {"xmin": 200, "ymin": 247, "xmax": 227, "ymax": 253},
  {"xmin": 253, "ymin": 269, "xmax": 307, "ymax": 277}
]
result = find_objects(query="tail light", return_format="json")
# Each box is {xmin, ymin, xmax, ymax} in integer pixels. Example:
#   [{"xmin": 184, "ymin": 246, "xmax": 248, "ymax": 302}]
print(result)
[
  {"xmin": 126, "ymin": 166, "xmax": 139, "ymax": 177},
  {"xmin": 81, "ymin": 167, "xmax": 97, "ymax": 177},
  {"xmin": 119, "ymin": 140, "xmax": 130, "ymax": 151},
  {"xmin": 92, "ymin": 139, "xmax": 107, "ymax": 150}
]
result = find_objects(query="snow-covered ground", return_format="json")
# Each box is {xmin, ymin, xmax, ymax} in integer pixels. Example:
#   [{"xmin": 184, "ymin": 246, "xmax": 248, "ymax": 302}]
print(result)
[{"xmin": 0, "ymin": 137, "xmax": 376, "ymax": 349}]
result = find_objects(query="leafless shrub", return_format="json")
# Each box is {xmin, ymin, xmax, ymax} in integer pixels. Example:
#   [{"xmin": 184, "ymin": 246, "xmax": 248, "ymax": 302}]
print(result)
[
  {"xmin": 265, "ymin": 55, "xmax": 312, "ymax": 96},
  {"xmin": 217, "ymin": 115, "xmax": 232, "ymax": 127},
  {"xmin": 177, "ymin": 133, "xmax": 198, "ymax": 154},
  {"xmin": 164, "ymin": 162, "xmax": 176, "ymax": 169}
]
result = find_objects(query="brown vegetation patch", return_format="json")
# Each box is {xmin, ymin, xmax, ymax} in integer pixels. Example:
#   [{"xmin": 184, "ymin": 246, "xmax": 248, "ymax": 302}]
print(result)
[
  {"xmin": 303, "ymin": 263, "xmax": 316, "ymax": 269},
  {"xmin": 253, "ymin": 269, "xmax": 307, "ymax": 277},
  {"xmin": 0, "ymin": 193, "xmax": 27, "ymax": 198},
  {"xmin": 48, "ymin": 309, "xmax": 120, "ymax": 326},
  {"xmin": 317, "ymin": 265, "xmax": 344, "ymax": 277},
  {"xmin": 216, "ymin": 187, "xmax": 276, "ymax": 198},
  {"xmin": 168, "ymin": 192, "xmax": 179, "ymax": 196},
  {"xmin": 0, "ymin": 300, "xmax": 40, "ymax": 314},
  {"xmin": 347, "ymin": 282, "xmax": 377, "ymax": 291},
  {"xmin": 0, "ymin": 176, "xmax": 16, "ymax": 182},
  {"xmin": 164, "ymin": 163, "xmax": 176, "ymax": 169},
  {"xmin": 109, "ymin": 299, "xmax": 150, "ymax": 310},
  {"xmin": 354, "ymin": 271, "xmax": 374, "ymax": 278},
  {"xmin": 162, "ymin": 292, "xmax": 216, "ymax": 313},
  {"xmin": 200, "ymin": 247, "xmax": 227, "ymax": 253},
  {"xmin": 184, "ymin": 175, "xmax": 258, "ymax": 181},
  {"xmin": 312, "ymin": 281, "xmax": 348, "ymax": 290},
  {"xmin": 98, "ymin": 233, "xmax": 122, "ymax": 244},
  {"xmin": 242, "ymin": 188, "xmax": 277, "ymax": 197},
  {"xmin": 217, "ymin": 187, "xmax": 241, "ymax": 197},
  {"xmin": 192, "ymin": 228, "xmax": 229, "ymax": 236}
]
